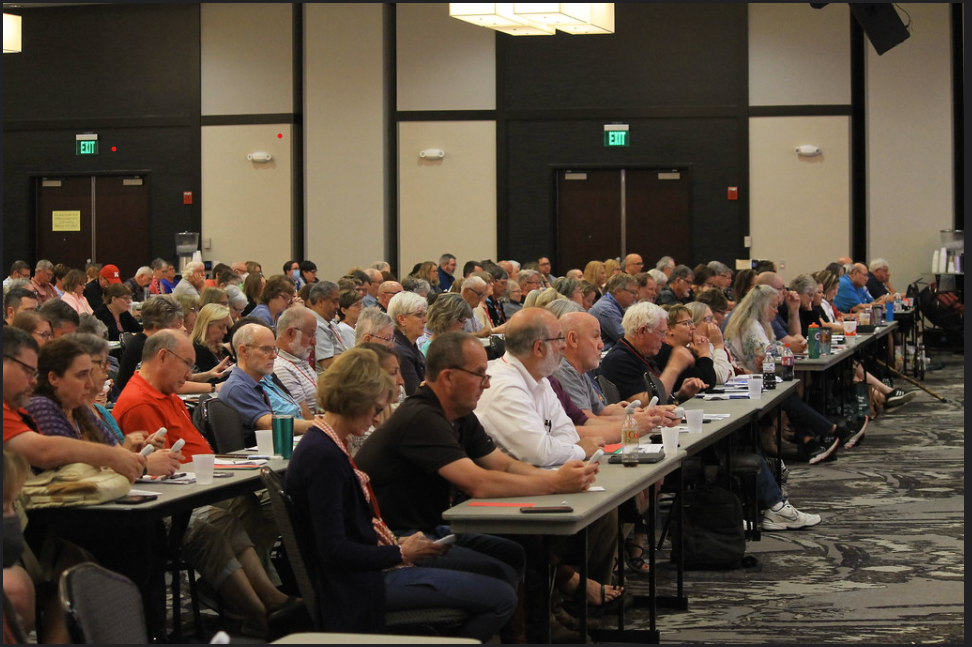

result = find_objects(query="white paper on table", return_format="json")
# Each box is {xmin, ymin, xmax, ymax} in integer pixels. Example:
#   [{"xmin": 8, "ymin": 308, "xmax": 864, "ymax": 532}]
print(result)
[
  {"xmin": 588, "ymin": 486, "xmax": 606, "ymax": 492},
  {"xmin": 214, "ymin": 458, "xmax": 267, "ymax": 466},
  {"xmin": 128, "ymin": 488, "xmax": 163, "ymax": 497},
  {"xmin": 703, "ymin": 414, "xmax": 731, "ymax": 420},
  {"xmin": 636, "ymin": 443, "xmax": 667, "ymax": 450},
  {"xmin": 136, "ymin": 473, "xmax": 196, "ymax": 485}
]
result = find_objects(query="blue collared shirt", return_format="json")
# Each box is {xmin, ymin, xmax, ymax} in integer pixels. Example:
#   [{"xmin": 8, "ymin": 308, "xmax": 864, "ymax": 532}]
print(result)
[
  {"xmin": 834, "ymin": 274, "xmax": 873, "ymax": 312},
  {"xmin": 588, "ymin": 292, "xmax": 625, "ymax": 350}
]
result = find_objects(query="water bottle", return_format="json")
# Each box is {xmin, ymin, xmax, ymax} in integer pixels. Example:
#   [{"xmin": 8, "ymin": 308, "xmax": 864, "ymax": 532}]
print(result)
[
  {"xmin": 621, "ymin": 403, "xmax": 640, "ymax": 467},
  {"xmin": 915, "ymin": 343, "xmax": 926, "ymax": 380},
  {"xmin": 762, "ymin": 344, "xmax": 777, "ymax": 391},
  {"xmin": 807, "ymin": 323, "xmax": 820, "ymax": 359},
  {"xmin": 780, "ymin": 343, "xmax": 794, "ymax": 381}
]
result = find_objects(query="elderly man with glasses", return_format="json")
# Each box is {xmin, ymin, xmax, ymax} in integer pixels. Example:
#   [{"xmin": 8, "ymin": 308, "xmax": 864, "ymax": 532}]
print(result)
[
  {"xmin": 219, "ymin": 322, "xmax": 317, "ymax": 438},
  {"xmin": 588, "ymin": 272, "xmax": 639, "ymax": 350}
]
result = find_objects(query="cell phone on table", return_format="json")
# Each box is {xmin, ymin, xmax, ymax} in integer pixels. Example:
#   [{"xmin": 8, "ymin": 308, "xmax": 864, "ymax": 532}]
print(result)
[
  {"xmin": 585, "ymin": 449, "xmax": 604, "ymax": 466},
  {"xmin": 115, "ymin": 494, "xmax": 158, "ymax": 505},
  {"xmin": 520, "ymin": 506, "xmax": 573, "ymax": 513}
]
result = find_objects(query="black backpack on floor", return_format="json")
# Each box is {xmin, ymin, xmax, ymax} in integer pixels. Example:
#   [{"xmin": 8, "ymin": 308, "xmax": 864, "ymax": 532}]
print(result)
[{"xmin": 671, "ymin": 484, "xmax": 749, "ymax": 570}]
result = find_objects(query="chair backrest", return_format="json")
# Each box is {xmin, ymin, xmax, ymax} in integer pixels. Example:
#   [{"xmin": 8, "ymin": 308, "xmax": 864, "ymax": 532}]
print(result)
[
  {"xmin": 260, "ymin": 466, "xmax": 319, "ymax": 627},
  {"xmin": 60, "ymin": 562, "xmax": 148, "ymax": 644},
  {"xmin": 596, "ymin": 374, "xmax": 622, "ymax": 405},
  {"xmin": 200, "ymin": 397, "xmax": 246, "ymax": 453},
  {"xmin": 118, "ymin": 332, "xmax": 138, "ymax": 353}
]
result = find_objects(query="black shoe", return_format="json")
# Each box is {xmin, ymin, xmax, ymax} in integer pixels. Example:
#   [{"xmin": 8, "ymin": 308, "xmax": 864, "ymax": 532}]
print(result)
[
  {"xmin": 807, "ymin": 435, "xmax": 840, "ymax": 465},
  {"xmin": 885, "ymin": 389, "xmax": 916, "ymax": 408}
]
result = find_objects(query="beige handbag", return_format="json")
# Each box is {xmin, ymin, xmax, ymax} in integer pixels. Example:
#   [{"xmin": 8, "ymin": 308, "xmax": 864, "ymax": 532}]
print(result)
[{"xmin": 22, "ymin": 463, "xmax": 131, "ymax": 508}]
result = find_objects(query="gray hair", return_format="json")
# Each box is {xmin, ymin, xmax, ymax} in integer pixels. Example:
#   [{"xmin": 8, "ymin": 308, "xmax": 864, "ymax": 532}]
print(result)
[
  {"xmin": 184, "ymin": 261, "xmax": 205, "ymax": 275},
  {"xmin": 426, "ymin": 293, "xmax": 473, "ymax": 335},
  {"xmin": 276, "ymin": 305, "xmax": 313, "ymax": 338},
  {"xmin": 35, "ymin": 259, "xmax": 54, "ymax": 272},
  {"xmin": 135, "ymin": 266, "xmax": 153, "ymax": 279},
  {"xmin": 461, "ymin": 276, "xmax": 487, "ymax": 293},
  {"xmin": 232, "ymin": 323, "xmax": 266, "ymax": 351},
  {"xmin": 517, "ymin": 269, "xmax": 541, "ymax": 287},
  {"xmin": 438, "ymin": 253, "xmax": 456, "ymax": 265},
  {"xmin": 371, "ymin": 261, "xmax": 391, "ymax": 272},
  {"xmin": 307, "ymin": 281, "xmax": 339, "ymax": 305},
  {"xmin": 402, "ymin": 277, "xmax": 431, "ymax": 297},
  {"xmin": 552, "ymin": 277, "xmax": 580, "ymax": 300},
  {"xmin": 387, "ymin": 291, "xmax": 428, "ymax": 326},
  {"xmin": 670, "ymin": 265, "xmax": 694, "ymax": 283},
  {"xmin": 647, "ymin": 268, "xmax": 668, "ymax": 287},
  {"xmin": 707, "ymin": 260, "xmax": 731, "ymax": 275},
  {"xmin": 505, "ymin": 260, "xmax": 521, "ymax": 272},
  {"xmin": 140, "ymin": 295, "xmax": 184, "ymax": 331},
  {"xmin": 655, "ymin": 256, "xmax": 674, "ymax": 271},
  {"xmin": 789, "ymin": 273, "xmax": 817, "ymax": 297},
  {"xmin": 869, "ymin": 258, "xmax": 889, "ymax": 273},
  {"xmin": 77, "ymin": 314, "xmax": 109, "ymax": 339},
  {"xmin": 224, "ymin": 284, "xmax": 248, "ymax": 309},
  {"xmin": 685, "ymin": 301, "xmax": 710, "ymax": 325},
  {"xmin": 355, "ymin": 307, "xmax": 394, "ymax": 344},
  {"xmin": 67, "ymin": 331, "xmax": 111, "ymax": 356},
  {"xmin": 546, "ymin": 299, "xmax": 584, "ymax": 318},
  {"xmin": 150, "ymin": 258, "xmax": 168, "ymax": 271},
  {"xmin": 142, "ymin": 329, "xmax": 183, "ymax": 363},
  {"xmin": 504, "ymin": 313, "xmax": 549, "ymax": 357},
  {"xmin": 621, "ymin": 301, "xmax": 667, "ymax": 336}
]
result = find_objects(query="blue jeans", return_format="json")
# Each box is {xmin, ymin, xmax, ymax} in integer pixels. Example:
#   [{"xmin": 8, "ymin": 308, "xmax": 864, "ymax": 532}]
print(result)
[
  {"xmin": 401, "ymin": 526, "xmax": 526, "ymax": 591},
  {"xmin": 782, "ymin": 392, "xmax": 833, "ymax": 438},
  {"xmin": 755, "ymin": 456, "xmax": 784, "ymax": 510},
  {"xmin": 384, "ymin": 566, "xmax": 517, "ymax": 642}
]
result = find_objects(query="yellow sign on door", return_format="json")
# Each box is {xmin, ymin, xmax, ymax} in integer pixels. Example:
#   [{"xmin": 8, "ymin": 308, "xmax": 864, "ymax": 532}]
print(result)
[{"xmin": 52, "ymin": 211, "xmax": 82, "ymax": 232}]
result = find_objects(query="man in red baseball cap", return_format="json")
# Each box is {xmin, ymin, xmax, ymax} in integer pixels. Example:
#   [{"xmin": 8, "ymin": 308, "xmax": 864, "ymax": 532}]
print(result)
[{"xmin": 83, "ymin": 263, "xmax": 123, "ymax": 308}]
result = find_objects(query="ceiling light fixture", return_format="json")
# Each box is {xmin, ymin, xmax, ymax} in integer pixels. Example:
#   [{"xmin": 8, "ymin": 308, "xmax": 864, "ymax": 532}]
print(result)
[
  {"xmin": 4, "ymin": 12, "xmax": 22, "ymax": 53},
  {"xmin": 449, "ymin": 3, "xmax": 614, "ymax": 36}
]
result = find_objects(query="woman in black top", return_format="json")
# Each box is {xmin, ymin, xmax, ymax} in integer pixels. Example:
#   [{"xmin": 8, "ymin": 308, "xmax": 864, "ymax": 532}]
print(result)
[{"xmin": 92, "ymin": 283, "xmax": 143, "ymax": 342}]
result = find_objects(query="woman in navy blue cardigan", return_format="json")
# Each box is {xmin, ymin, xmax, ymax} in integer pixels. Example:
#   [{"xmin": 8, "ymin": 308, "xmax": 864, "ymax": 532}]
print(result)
[{"xmin": 285, "ymin": 347, "xmax": 516, "ymax": 640}]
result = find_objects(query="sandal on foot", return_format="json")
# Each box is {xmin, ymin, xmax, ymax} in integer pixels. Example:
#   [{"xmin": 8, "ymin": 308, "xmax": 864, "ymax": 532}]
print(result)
[{"xmin": 624, "ymin": 538, "xmax": 651, "ymax": 576}]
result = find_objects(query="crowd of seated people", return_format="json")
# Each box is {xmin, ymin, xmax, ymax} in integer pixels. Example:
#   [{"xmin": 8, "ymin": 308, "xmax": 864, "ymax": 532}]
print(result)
[{"xmin": 1, "ymin": 250, "xmax": 919, "ymax": 644}]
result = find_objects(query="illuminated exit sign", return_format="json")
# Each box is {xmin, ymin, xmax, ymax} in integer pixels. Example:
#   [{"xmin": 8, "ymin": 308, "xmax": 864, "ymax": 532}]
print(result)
[
  {"xmin": 604, "ymin": 124, "xmax": 629, "ymax": 147},
  {"xmin": 76, "ymin": 134, "xmax": 99, "ymax": 156}
]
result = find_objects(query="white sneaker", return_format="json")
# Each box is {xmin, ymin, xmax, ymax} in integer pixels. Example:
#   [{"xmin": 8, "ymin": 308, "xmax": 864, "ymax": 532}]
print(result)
[{"xmin": 762, "ymin": 502, "xmax": 822, "ymax": 530}]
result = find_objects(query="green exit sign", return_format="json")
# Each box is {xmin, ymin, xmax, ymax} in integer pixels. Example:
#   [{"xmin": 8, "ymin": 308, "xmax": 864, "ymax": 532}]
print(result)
[
  {"xmin": 76, "ymin": 134, "xmax": 99, "ymax": 156},
  {"xmin": 604, "ymin": 124, "xmax": 629, "ymax": 147}
]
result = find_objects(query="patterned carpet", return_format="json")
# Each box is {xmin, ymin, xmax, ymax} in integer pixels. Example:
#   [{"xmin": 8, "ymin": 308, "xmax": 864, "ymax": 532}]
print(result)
[{"xmin": 622, "ymin": 350, "xmax": 965, "ymax": 644}]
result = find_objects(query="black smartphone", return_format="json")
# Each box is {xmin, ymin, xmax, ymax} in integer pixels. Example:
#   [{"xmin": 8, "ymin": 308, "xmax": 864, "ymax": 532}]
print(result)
[
  {"xmin": 520, "ymin": 506, "xmax": 573, "ymax": 513},
  {"xmin": 115, "ymin": 494, "xmax": 158, "ymax": 505}
]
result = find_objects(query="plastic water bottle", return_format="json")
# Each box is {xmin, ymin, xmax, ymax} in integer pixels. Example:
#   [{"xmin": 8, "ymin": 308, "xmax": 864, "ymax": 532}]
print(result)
[
  {"xmin": 621, "ymin": 403, "xmax": 640, "ymax": 467},
  {"xmin": 762, "ymin": 344, "xmax": 777, "ymax": 391},
  {"xmin": 780, "ymin": 343, "xmax": 794, "ymax": 381}
]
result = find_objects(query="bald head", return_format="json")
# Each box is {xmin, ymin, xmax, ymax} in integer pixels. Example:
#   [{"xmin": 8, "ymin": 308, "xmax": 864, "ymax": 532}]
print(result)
[
  {"xmin": 377, "ymin": 281, "xmax": 403, "ymax": 309},
  {"xmin": 756, "ymin": 271, "xmax": 784, "ymax": 291},
  {"xmin": 504, "ymin": 307, "xmax": 559, "ymax": 358},
  {"xmin": 837, "ymin": 256, "xmax": 853, "ymax": 266},
  {"xmin": 623, "ymin": 254, "xmax": 644, "ymax": 275},
  {"xmin": 565, "ymin": 268, "xmax": 584, "ymax": 281},
  {"xmin": 560, "ymin": 311, "xmax": 603, "ymax": 372}
]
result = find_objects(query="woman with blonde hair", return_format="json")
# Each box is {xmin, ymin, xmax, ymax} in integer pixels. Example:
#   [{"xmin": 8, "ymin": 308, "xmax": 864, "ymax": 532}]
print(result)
[
  {"xmin": 190, "ymin": 303, "xmax": 234, "ymax": 375},
  {"xmin": 523, "ymin": 286, "xmax": 564, "ymax": 309},
  {"xmin": 583, "ymin": 260, "xmax": 607, "ymax": 300},
  {"xmin": 603, "ymin": 258, "xmax": 622, "ymax": 279},
  {"xmin": 411, "ymin": 261, "xmax": 441, "ymax": 297}
]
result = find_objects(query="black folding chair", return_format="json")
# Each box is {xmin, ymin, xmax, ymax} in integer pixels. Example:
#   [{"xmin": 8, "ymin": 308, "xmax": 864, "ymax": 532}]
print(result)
[{"xmin": 60, "ymin": 562, "xmax": 148, "ymax": 644}]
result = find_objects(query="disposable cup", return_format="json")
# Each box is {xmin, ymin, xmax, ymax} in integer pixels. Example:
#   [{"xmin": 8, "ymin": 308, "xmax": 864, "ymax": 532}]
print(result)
[
  {"xmin": 748, "ymin": 377, "xmax": 762, "ymax": 400},
  {"xmin": 661, "ymin": 427, "xmax": 679, "ymax": 457},
  {"xmin": 685, "ymin": 409, "xmax": 704, "ymax": 433},
  {"xmin": 194, "ymin": 454, "xmax": 215, "ymax": 485},
  {"xmin": 256, "ymin": 429, "xmax": 274, "ymax": 456},
  {"xmin": 842, "ymin": 319, "xmax": 857, "ymax": 336}
]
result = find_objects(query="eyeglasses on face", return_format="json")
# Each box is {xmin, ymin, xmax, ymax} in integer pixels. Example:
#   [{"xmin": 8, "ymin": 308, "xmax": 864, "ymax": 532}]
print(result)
[
  {"xmin": 449, "ymin": 366, "xmax": 492, "ymax": 386},
  {"xmin": 672, "ymin": 319, "xmax": 695, "ymax": 328},
  {"xmin": 166, "ymin": 349, "xmax": 196, "ymax": 370},
  {"xmin": 4, "ymin": 354, "xmax": 38, "ymax": 379}
]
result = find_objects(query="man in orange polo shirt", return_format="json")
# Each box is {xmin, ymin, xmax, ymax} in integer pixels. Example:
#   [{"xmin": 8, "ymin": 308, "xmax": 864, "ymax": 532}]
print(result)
[{"xmin": 113, "ymin": 329, "xmax": 212, "ymax": 461}]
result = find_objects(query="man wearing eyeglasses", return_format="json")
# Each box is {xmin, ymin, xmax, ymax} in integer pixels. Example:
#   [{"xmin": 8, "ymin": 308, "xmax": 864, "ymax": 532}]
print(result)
[
  {"xmin": 356, "ymin": 330, "xmax": 597, "ymax": 642},
  {"xmin": 376, "ymin": 280, "xmax": 403, "ymax": 313},
  {"xmin": 307, "ymin": 281, "xmax": 346, "ymax": 372},
  {"xmin": 460, "ymin": 275, "xmax": 491, "ymax": 338},
  {"xmin": 655, "ymin": 265, "xmax": 695, "ymax": 306},
  {"xmin": 219, "ymin": 323, "xmax": 317, "ymax": 437},
  {"xmin": 623, "ymin": 253, "xmax": 644, "ymax": 276},
  {"xmin": 588, "ymin": 272, "xmax": 638, "ymax": 351}
]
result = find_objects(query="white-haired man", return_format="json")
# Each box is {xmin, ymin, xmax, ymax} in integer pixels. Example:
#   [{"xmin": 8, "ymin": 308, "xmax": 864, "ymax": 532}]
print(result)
[
  {"xmin": 172, "ymin": 261, "xmax": 205, "ymax": 299},
  {"xmin": 273, "ymin": 305, "xmax": 319, "ymax": 417},
  {"xmin": 866, "ymin": 258, "xmax": 896, "ymax": 300},
  {"xmin": 124, "ymin": 266, "xmax": 153, "ymax": 302}
]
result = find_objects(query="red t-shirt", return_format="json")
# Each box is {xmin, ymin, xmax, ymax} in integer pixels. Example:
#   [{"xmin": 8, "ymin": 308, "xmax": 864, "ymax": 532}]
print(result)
[
  {"xmin": 2, "ymin": 400, "xmax": 35, "ymax": 443},
  {"xmin": 112, "ymin": 372, "xmax": 212, "ymax": 463}
]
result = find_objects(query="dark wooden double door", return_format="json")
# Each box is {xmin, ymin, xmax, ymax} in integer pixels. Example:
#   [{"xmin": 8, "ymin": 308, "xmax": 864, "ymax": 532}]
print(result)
[
  {"xmin": 35, "ymin": 175, "xmax": 150, "ymax": 278},
  {"xmin": 555, "ymin": 168, "xmax": 691, "ymax": 273}
]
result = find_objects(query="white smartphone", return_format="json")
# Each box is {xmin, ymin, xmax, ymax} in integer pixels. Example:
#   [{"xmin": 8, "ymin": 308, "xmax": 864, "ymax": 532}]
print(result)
[
  {"xmin": 585, "ymin": 449, "xmax": 604, "ymax": 466},
  {"xmin": 170, "ymin": 438, "xmax": 186, "ymax": 453},
  {"xmin": 434, "ymin": 534, "xmax": 457, "ymax": 545}
]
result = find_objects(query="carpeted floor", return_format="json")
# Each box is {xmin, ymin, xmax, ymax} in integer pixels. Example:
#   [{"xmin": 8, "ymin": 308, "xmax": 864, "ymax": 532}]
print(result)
[{"xmin": 621, "ymin": 349, "xmax": 965, "ymax": 644}]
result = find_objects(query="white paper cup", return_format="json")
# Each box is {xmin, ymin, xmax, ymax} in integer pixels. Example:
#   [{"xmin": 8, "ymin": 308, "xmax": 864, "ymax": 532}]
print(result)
[
  {"xmin": 748, "ymin": 377, "xmax": 762, "ymax": 400},
  {"xmin": 194, "ymin": 454, "xmax": 215, "ymax": 485},
  {"xmin": 661, "ymin": 427, "xmax": 679, "ymax": 456},
  {"xmin": 685, "ymin": 409, "xmax": 704, "ymax": 433},
  {"xmin": 256, "ymin": 429, "xmax": 274, "ymax": 456},
  {"xmin": 843, "ymin": 319, "xmax": 857, "ymax": 336}
]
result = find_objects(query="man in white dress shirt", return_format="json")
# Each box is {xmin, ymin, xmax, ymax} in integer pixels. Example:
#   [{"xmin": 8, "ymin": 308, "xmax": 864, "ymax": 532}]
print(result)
[{"xmin": 477, "ymin": 307, "xmax": 601, "ymax": 468}]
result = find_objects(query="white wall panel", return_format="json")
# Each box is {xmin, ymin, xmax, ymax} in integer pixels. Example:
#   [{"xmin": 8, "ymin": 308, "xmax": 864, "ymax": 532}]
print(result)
[{"xmin": 399, "ymin": 121, "xmax": 496, "ymax": 272}]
